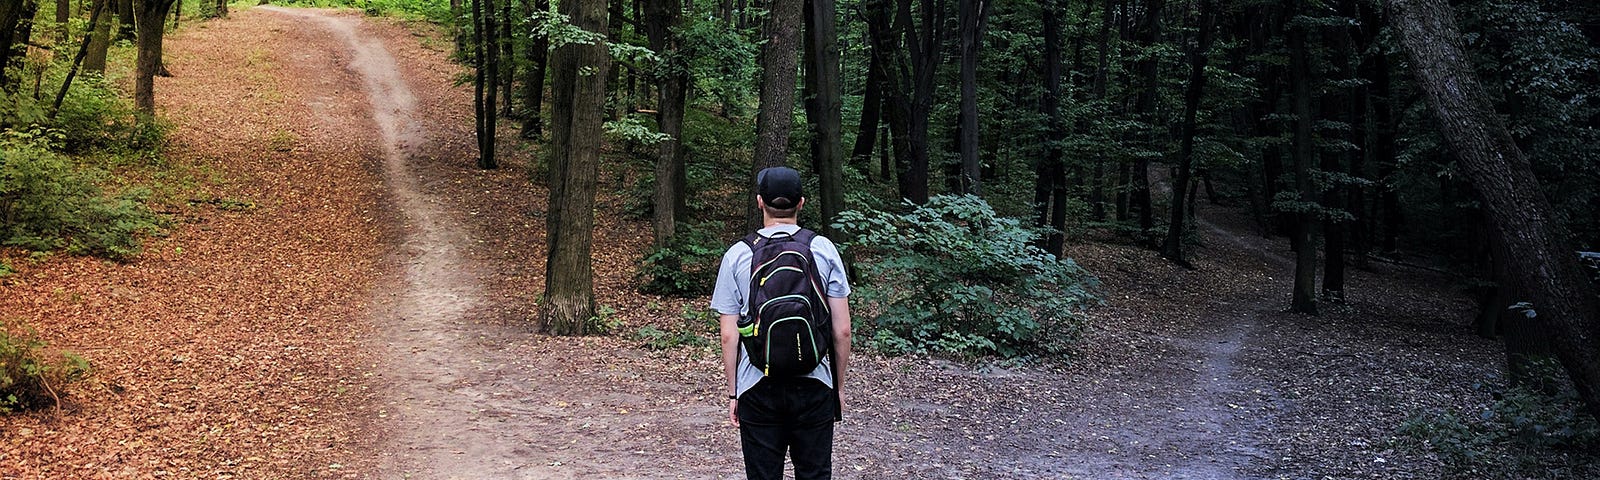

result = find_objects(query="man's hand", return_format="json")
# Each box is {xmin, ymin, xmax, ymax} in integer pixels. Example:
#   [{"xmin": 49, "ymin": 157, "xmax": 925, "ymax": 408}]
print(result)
[
  {"xmin": 837, "ymin": 389, "xmax": 847, "ymax": 421},
  {"xmin": 729, "ymin": 399, "xmax": 740, "ymax": 427}
]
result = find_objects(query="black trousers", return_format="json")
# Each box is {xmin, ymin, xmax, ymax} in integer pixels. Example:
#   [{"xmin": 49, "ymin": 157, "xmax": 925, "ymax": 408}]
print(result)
[{"xmin": 736, "ymin": 376, "xmax": 838, "ymax": 480}]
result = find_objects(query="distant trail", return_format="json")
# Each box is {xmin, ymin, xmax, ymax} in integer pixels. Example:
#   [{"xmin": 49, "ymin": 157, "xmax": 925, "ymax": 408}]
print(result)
[{"xmin": 258, "ymin": 7, "xmax": 533, "ymax": 477}]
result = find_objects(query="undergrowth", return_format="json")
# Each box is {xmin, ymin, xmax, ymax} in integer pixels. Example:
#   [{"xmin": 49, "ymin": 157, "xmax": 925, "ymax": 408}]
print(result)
[
  {"xmin": 635, "ymin": 304, "xmax": 716, "ymax": 350},
  {"xmin": 835, "ymin": 194, "xmax": 1099, "ymax": 358},
  {"xmin": 0, "ymin": 322, "xmax": 93, "ymax": 413},
  {"xmin": 1396, "ymin": 358, "xmax": 1600, "ymax": 476}
]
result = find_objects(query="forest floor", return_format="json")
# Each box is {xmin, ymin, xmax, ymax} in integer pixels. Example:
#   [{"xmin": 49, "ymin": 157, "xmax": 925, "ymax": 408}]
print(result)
[{"xmin": 2, "ymin": 6, "xmax": 1596, "ymax": 480}]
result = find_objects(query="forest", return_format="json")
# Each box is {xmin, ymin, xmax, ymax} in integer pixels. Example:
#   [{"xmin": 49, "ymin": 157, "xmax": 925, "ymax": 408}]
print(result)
[{"xmin": 1, "ymin": 0, "xmax": 1598, "ymax": 477}]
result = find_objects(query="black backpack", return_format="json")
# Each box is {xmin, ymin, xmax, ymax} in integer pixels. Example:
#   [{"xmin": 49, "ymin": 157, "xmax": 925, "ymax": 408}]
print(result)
[{"xmin": 738, "ymin": 228, "xmax": 832, "ymax": 377}]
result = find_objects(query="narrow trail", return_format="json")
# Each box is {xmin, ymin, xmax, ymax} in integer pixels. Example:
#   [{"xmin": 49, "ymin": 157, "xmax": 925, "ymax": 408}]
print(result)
[
  {"xmin": 143, "ymin": 8, "xmax": 1497, "ymax": 479},
  {"xmin": 260, "ymin": 7, "xmax": 535, "ymax": 477}
]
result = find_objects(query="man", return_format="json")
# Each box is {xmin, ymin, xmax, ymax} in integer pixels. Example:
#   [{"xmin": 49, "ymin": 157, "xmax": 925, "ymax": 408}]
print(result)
[{"xmin": 712, "ymin": 166, "xmax": 853, "ymax": 480}]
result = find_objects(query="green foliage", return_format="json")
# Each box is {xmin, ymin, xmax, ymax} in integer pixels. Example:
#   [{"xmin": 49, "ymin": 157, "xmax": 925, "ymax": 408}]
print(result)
[
  {"xmin": 587, "ymin": 304, "xmax": 623, "ymax": 334},
  {"xmin": 1397, "ymin": 359, "xmax": 1599, "ymax": 472},
  {"xmin": 835, "ymin": 195, "xmax": 1097, "ymax": 358},
  {"xmin": 0, "ymin": 323, "xmax": 93, "ymax": 413},
  {"xmin": 637, "ymin": 221, "xmax": 726, "ymax": 297},
  {"xmin": 635, "ymin": 304, "xmax": 716, "ymax": 350},
  {"xmin": 676, "ymin": 10, "xmax": 759, "ymax": 116},
  {"xmin": 0, "ymin": 132, "xmax": 165, "ymax": 260}
]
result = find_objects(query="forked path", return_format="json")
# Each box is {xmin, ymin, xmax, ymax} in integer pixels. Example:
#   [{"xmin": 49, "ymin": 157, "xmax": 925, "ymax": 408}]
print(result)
[
  {"xmin": 253, "ymin": 7, "xmax": 1279, "ymax": 478},
  {"xmin": 260, "ymin": 7, "xmax": 536, "ymax": 477}
]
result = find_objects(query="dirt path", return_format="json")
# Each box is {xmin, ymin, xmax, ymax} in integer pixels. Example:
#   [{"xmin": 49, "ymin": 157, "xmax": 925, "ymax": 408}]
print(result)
[{"xmin": 9, "ymin": 7, "xmax": 1510, "ymax": 479}]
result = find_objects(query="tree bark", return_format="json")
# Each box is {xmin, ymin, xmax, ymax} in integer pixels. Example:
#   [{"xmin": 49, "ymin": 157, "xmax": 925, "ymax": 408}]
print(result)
[
  {"xmin": 1034, "ymin": 0, "xmax": 1064, "ymax": 256},
  {"xmin": 0, "ymin": 0, "xmax": 27, "ymax": 91},
  {"xmin": 52, "ymin": 0, "xmax": 106, "ymax": 117},
  {"xmin": 954, "ymin": 0, "xmax": 989, "ymax": 195},
  {"xmin": 521, "ymin": 0, "xmax": 550, "ymax": 139},
  {"xmin": 1391, "ymin": 0, "xmax": 1600, "ymax": 419},
  {"xmin": 133, "ymin": 0, "xmax": 176, "ymax": 115},
  {"xmin": 1160, "ymin": 0, "xmax": 1215, "ymax": 268},
  {"xmin": 850, "ymin": 35, "xmax": 883, "ymax": 182},
  {"xmin": 1132, "ymin": 0, "xmax": 1163, "ymax": 236},
  {"xmin": 645, "ymin": 0, "xmax": 686, "ymax": 246},
  {"xmin": 803, "ymin": 0, "xmax": 844, "ymax": 238},
  {"xmin": 85, "ymin": 0, "xmax": 113, "ymax": 74},
  {"xmin": 748, "ymin": 0, "xmax": 803, "ymax": 229},
  {"xmin": 115, "ymin": 0, "xmax": 133, "ymax": 41},
  {"xmin": 481, "ymin": 0, "xmax": 499, "ymax": 169},
  {"xmin": 542, "ymin": 0, "xmax": 610, "ymax": 335},
  {"xmin": 1286, "ymin": 0, "xmax": 1317, "ymax": 314}
]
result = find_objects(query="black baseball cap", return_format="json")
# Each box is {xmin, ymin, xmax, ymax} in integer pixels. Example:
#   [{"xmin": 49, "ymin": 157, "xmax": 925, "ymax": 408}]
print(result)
[{"xmin": 757, "ymin": 166, "xmax": 803, "ymax": 209}]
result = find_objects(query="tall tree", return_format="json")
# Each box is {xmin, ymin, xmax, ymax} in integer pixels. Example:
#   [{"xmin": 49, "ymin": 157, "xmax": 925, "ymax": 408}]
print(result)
[
  {"xmin": 542, "ymin": 0, "xmax": 610, "ymax": 334},
  {"xmin": 1034, "ymin": 0, "xmax": 1065, "ymax": 255},
  {"xmin": 645, "ymin": 0, "xmax": 687, "ymax": 245},
  {"xmin": 133, "ymin": 0, "xmax": 177, "ymax": 114},
  {"xmin": 748, "ymin": 0, "xmax": 803, "ymax": 229},
  {"xmin": 85, "ymin": 0, "xmax": 114, "ymax": 74},
  {"xmin": 473, "ymin": 0, "xmax": 500, "ymax": 169},
  {"xmin": 52, "ymin": 0, "xmax": 107, "ymax": 117},
  {"xmin": 1286, "ymin": 0, "xmax": 1317, "ymax": 314},
  {"xmin": 864, "ymin": 0, "xmax": 943, "ymax": 205},
  {"xmin": 1390, "ymin": 0, "xmax": 1600, "ymax": 419},
  {"xmin": 520, "ymin": 0, "xmax": 550, "ymax": 138},
  {"xmin": 1130, "ymin": 0, "xmax": 1164, "ymax": 235},
  {"xmin": 115, "ymin": 0, "xmax": 133, "ymax": 41},
  {"xmin": 803, "ymin": 0, "xmax": 844, "ymax": 238},
  {"xmin": 1160, "ymin": 0, "xmax": 1217, "ymax": 268},
  {"xmin": 0, "ymin": 0, "xmax": 30, "ymax": 91},
  {"xmin": 954, "ymin": 0, "xmax": 990, "ymax": 195},
  {"xmin": 849, "ymin": 34, "xmax": 884, "ymax": 182}
]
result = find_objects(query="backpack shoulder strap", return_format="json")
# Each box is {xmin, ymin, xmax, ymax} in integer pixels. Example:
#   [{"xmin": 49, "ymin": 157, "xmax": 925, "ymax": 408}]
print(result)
[
  {"xmin": 740, "ymin": 232, "xmax": 763, "ymax": 251},
  {"xmin": 792, "ymin": 228, "xmax": 817, "ymax": 246}
]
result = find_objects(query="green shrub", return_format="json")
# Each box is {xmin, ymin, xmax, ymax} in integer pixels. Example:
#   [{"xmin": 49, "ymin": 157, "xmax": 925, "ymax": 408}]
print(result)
[
  {"xmin": 1397, "ymin": 360, "xmax": 1599, "ymax": 472},
  {"xmin": 637, "ymin": 221, "xmax": 728, "ymax": 297},
  {"xmin": 0, "ymin": 131, "xmax": 164, "ymax": 260},
  {"xmin": 635, "ymin": 304, "xmax": 716, "ymax": 350},
  {"xmin": 835, "ymin": 195, "xmax": 1098, "ymax": 358},
  {"xmin": 0, "ymin": 323, "xmax": 92, "ymax": 413}
]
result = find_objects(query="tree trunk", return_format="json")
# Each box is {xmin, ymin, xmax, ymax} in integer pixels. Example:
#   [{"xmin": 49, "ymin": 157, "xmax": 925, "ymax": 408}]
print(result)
[
  {"xmin": 483, "ymin": 0, "xmax": 499, "ymax": 168},
  {"xmin": 902, "ymin": 0, "xmax": 942, "ymax": 205},
  {"xmin": 500, "ymin": 0, "xmax": 515, "ymax": 118},
  {"xmin": 1089, "ymin": 0, "xmax": 1115, "ymax": 221},
  {"xmin": 133, "ymin": 0, "xmax": 175, "ymax": 115},
  {"xmin": 1391, "ymin": 0, "xmax": 1600, "ymax": 419},
  {"xmin": 748, "ymin": 0, "xmax": 803, "ymax": 229},
  {"xmin": 1160, "ymin": 0, "xmax": 1215, "ymax": 268},
  {"xmin": 215, "ymin": 0, "xmax": 225, "ymax": 17},
  {"xmin": 1286, "ymin": 0, "xmax": 1317, "ymax": 315},
  {"xmin": 55, "ymin": 0, "xmax": 68, "ymax": 40},
  {"xmin": 1132, "ymin": 0, "xmax": 1163, "ymax": 236},
  {"xmin": 849, "ymin": 37, "xmax": 883, "ymax": 182},
  {"xmin": 1034, "ymin": 0, "xmax": 1064, "ymax": 256},
  {"xmin": 803, "ymin": 0, "xmax": 843, "ymax": 238},
  {"xmin": 645, "ymin": 0, "xmax": 686, "ymax": 246},
  {"xmin": 85, "ymin": 0, "xmax": 113, "ymax": 74},
  {"xmin": 52, "ymin": 0, "xmax": 106, "ymax": 117},
  {"xmin": 1321, "ymin": 6, "xmax": 1355, "ymax": 300},
  {"xmin": 521, "ymin": 0, "xmax": 550, "ymax": 138},
  {"xmin": 542, "ymin": 0, "xmax": 610, "ymax": 335},
  {"xmin": 115, "ymin": 0, "xmax": 133, "ymax": 41},
  {"xmin": 954, "ymin": 0, "xmax": 989, "ymax": 195},
  {"xmin": 0, "ymin": 0, "xmax": 27, "ymax": 91},
  {"xmin": 472, "ymin": 0, "xmax": 495, "ymax": 168}
]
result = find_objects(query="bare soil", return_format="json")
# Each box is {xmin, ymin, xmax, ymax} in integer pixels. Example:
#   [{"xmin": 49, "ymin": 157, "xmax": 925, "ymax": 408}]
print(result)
[{"xmin": 4, "ymin": 6, "xmax": 1594, "ymax": 480}]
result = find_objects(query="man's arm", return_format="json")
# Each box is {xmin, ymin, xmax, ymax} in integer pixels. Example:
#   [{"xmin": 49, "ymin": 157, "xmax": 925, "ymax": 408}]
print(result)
[
  {"xmin": 720, "ymin": 313, "xmax": 742, "ymax": 426},
  {"xmin": 828, "ymin": 296, "xmax": 852, "ymax": 415}
]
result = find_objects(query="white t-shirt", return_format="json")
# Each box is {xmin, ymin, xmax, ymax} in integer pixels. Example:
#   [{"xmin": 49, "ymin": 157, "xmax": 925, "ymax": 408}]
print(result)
[{"xmin": 710, "ymin": 224, "xmax": 851, "ymax": 398}]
